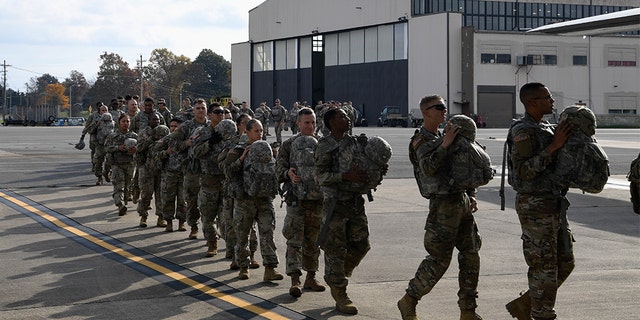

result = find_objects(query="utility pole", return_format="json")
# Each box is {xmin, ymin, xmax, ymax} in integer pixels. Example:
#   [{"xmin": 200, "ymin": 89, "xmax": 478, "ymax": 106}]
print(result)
[
  {"xmin": 2, "ymin": 60, "xmax": 12, "ymax": 117},
  {"xmin": 137, "ymin": 54, "xmax": 146, "ymax": 99}
]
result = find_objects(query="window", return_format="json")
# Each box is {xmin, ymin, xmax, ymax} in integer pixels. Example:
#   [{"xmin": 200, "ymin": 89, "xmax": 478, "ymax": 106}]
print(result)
[
  {"xmin": 496, "ymin": 53, "xmax": 511, "ymax": 63},
  {"xmin": 481, "ymin": 53, "xmax": 495, "ymax": 63},
  {"xmin": 543, "ymin": 54, "xmax": 557, "ymax": 65},
  {"xmin": 607, "ymin": 47, "xmax": 637, "ymax": 67},
  {"xmin": 253, "ymin": 42, "xmax": 273, "ymax": 72},
  {"xmin": 481, "ymin": 44, "xmax": 511, "ymax": 64},
  {"xmin": 608, "ymin": 96, "xmax": 638, "ymax": 114},
  {"xmin": 573, "ymin": 55, "xmax": 587, "ymax": 66},
  {"xmin": 312, "ymin": 35, "xmax": 323, "ymax": 52}
]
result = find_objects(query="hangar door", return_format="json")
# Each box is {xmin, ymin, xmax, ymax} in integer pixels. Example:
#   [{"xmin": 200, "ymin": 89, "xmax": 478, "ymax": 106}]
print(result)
[{"xmin": 477, "ymin": 86, "xmax": 516, "ymax": 128}]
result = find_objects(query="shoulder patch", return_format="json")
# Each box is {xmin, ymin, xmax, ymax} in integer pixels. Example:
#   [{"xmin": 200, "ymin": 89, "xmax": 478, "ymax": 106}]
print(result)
[{"xmin": 513, "ymin": 133, "xmax": 529, "ymax": 143}]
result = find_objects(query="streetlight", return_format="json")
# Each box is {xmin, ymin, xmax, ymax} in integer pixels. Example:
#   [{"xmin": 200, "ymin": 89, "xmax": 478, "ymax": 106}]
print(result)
[{"xmin": 68, "ymin": 84, "xmax": 79, "ymax": 117}]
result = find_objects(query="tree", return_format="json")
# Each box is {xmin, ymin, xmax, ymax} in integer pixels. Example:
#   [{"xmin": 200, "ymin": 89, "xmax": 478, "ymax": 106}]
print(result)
[
  {"xmin": 63, "ymin": 70, "xmax": 90, "ymax": 114},
  {"xmin": 87, "ymin": 52, "xmax": 139, "ymax": 104},
  {"xmin": 146, "ymin": 48, "xmax": 192, "ymax": 110},
  {"xmin": 188, "ymin": 49, "xmax": 231, "ymax": 100},
  {"xmin": 42, "ymin": 83, "xmax": 66, "ymax": 108}
]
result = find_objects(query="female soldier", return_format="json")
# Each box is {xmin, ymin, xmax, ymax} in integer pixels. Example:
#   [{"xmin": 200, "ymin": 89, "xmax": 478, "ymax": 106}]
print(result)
[
  {"xmin": 221, "ymin": 119, "xmax": 283, "ymax": 281},
  {"xmin": 106, "ymin": 114, "xmax": 138, "ymax": 216}
]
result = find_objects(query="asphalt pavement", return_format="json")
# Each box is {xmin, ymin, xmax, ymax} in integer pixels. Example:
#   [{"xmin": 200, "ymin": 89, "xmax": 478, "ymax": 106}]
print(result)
[{"xmin": 0, "ymin": 125, "xmax": 638, "ymax": 320}]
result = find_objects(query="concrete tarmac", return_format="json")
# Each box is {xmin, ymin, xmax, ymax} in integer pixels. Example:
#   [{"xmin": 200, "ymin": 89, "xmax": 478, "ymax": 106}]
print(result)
[{"xmin": 0, "ymin": 126, "xmax": 638, "ymax": 320}]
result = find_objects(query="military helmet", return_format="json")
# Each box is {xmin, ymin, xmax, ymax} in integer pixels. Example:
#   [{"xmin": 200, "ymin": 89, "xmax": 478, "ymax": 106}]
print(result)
[
  {"xmin": 101, "ymin": 113, "xmax": 113, "ymax": 122},
  {"xmin": 559, "ymin": 105, "xmax": 596, "ymax": 136},
  {"xmin": 365, "ymin": 136, "xmax": 392, "ymax": 167},
  {"xmin": 291, "ymin": 135, "xmax": 318, "ymax": 151},
  {"xmin": 152, "ymin": 125, "xmax": 170, "ymax": 140},
  {"xmin": 447, "ymin": 114, "xmax": 477, "ymax": 141},
  {"xmin": 247, "ymin": 140, "xmax": 273, "ymax": 163},
  {"xmin": 124, "ymin": 138, "xmax": 137, "ymax": 148},
  {"xmin": 215, "ymin": 119, "xmax": 237, "ymax": 140}
]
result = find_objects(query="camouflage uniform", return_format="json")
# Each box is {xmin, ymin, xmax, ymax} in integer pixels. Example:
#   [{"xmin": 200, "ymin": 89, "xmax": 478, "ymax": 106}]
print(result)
[
  {"xmin": 130, "ymin": 110, "xmax": 165, "ymax": 134},
  {"xmin": 153, "ymin": 135, "xmax": 187, "ymax": 223},
  {"xmin": 288, "ymin": 106, "xmax": 300, "ymax": 134},
  {"xmin": 135, "ymin": 126, "xmax": 162, "ymax": 219},
  {"xmin": 508, "ymin": 113, "xmax": 575, "ymax": 320},
  {"xmin": 169, "ymin": 118, "xmax": 209, "ymax": 230},
  {"xmin": 175, "ymin": 107, "xmax": 194, "ymax": 122},
  {"xmin": 314, "ymin": 134, "xmax": 371, "ymax": 288},
  {"xmin": 220, "ymin": 134, "xmax": 258, "ymax": 260},
  {"xmin": 254, "ymin": 106, "xmax": 271, "ymax": 137},
  {"xmin": 83, "ymin": 111, "xmax": 101, "ymax": 169},
  {"xmin": 239, "ymin": 106, "xmax": 255, "ymax": 118},
  {"xmin": 405, "ymin": 126, "xmax": 482, "ymax": 311},
  {"xmin": 221, "ymin": 142, "xmax": 279, "ymax": 269},
  {"xmin": 106, "ymin": 129, "xmax": 138, "ymax": 209},
  {"xmin": 157, "ymin": 107, "xmax": 173, "ymax": 127},
  {"xmin": 192, "ymin": 124, "xmax": 229, "ymax": 243},
  {"xmin": 270, "ymin": 104, "xmax": 288, "ymax": 144},
  {"xmin": 93, "ymin": 114, "xmax": 114, "ymax": 181},
  {"xmin": 277, "ymin": 134, "xmax": 323, "ymax": 276}
]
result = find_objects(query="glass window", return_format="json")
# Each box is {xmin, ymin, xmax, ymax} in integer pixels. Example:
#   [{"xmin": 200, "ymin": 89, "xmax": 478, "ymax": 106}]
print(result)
[
  {"xmin": 338, "ymin": 32, "xmax": 350, "ymax": 65},
  {"xmin": 275, "ymin": 40, "xmax": 287, "ymax": 71},
  {"xmin": 481, "ymin": 53, "xmax": 495, "ymax": 64},
  {"xmin": 299, "ymin": 37, "xmax": 312, "ymax": 68},
  {"xmin": 364, "ymin": 27, "xmax": 378, "ymax": 63},
  {"xmin": 350, "ymin": 29, "xmax": 365, "ymax": 64},
  {"xmin": 573, "ymin": 55, "xmax": 587, "ymax": 66},
  {"xmin": 394, "ymin": 23, "xmax": 407, "ymax": 60},
  {"xmin": 543, "ymin": 55, "xmax": 557, "ymax": 65},
  {"xmin": 378, "ymin": 24, "xmax": 394, "ymax": 61},
  {"xmin": 496, "ymin": 54, "xmax": 511, "ymax": 64}
]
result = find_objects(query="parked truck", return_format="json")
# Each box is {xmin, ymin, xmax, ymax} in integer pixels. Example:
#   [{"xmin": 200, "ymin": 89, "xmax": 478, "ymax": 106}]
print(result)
[
  {"xmin": 2, "ymin": 105, "xmax": 59, "ymax": 126},
  {"xmin": 377, "ymin": 106, "xmax": 408, "ymax": 127},
  {"xmin": 409, "ymin": 108, "xmax": 423, "ymax": 128}
]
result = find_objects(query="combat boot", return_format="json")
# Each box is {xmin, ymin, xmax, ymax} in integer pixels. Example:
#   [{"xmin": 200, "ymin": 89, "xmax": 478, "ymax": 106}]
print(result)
[
  {"xmin": 329, "ymin": 285, "xmax": 358, "ymax": 315},
  {"xmin": 205, "ymin": 239, "xmax": 218, "ymax": 257},
  {"xmin": 238, "ymin": 267, "xmax": 249, "ymax": 280},
  {"xmin": 139, "ymin": 216, "xmax": 147, "ymax": 228},
  {"xmin": 249, "ymin": 251, "xmax": 260, "ymax": 269},
  {"xmin": 103, "ymin": 170, "xmax": 111, "ymax": 183},
  {"xmin": 188, "ymin": 225, "xmax": 198, "ymax": 239},
  {"xmin": 506, "ymin": 291, "xmax": 532, "ymax": 320},
  {"xmin": 156, "ymin": 217, "xmax": 167, "ymax": 227},
  {"xmin": 460, "ymin": 309, "xmax": 483, "ymax": 320},
  {"xmin": 96, "ymin": 176, "xmax": 103, "ymax": 186},
  {"xmin": 289, "ymin": 273, "xmax": 302, "ymax": 298},
  {"xmin": 263, "ymin": 265, "xmax": 284, "ymax": 281},
  {"xmin": 165, "ymin": 220, "xmax": 173, "ymax": 232},
  {"xmin": 132, "ymin": 188, "xmax": 140, "ymax": 204},
  {"xmin": 303, "ymin": 271, "xmax": 326, "ymax": 291},
  {"xmin": 397, "ymin": 293, "xmax": 418, "ymax": 320},
  {"xmin": 177, "ymin": 219, "xmax": 186, "ymax": 231},
  {"xmin": 117, "ymin": 204, "xmax": 127, "ymax": 216},
  {"xmin": 229, "ymin": 258, "xmax": 239, "ymax": 270}
]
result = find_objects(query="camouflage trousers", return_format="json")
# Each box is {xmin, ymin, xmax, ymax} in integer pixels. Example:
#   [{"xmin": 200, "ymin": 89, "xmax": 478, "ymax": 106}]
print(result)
[
  {"xmin": 289, "ymin": 121, "xmax": 298, "ymax": 135},
  {"xmin": 137, "ymin": 164, "xmax": 162, "ymax": 218},
  {"xmin": 198, "ymin": 186, "xmax": 223, "ymax": 242},
  {"xmin": 274, "ymin": 121, "xmax": 285, "ymax": 144},
  {"xmin": 321, "ymin": 195, "xmax": 370, "ymax": 288},
  {"xmin": 221, "ymin": 197, "xmax": 258, "ymax": 256},
  {"xmin": 282, "ymin": 199, "xmax": 323, "ymax": 276},
  {"xmin": 111, "ymin": 162, "xmax": 135, "ymax": 208},
  {"xmin": 182, "ymin": 170, "xmax": 201, "ymax": 227},
  {"xmin": 234, "ymin": 196, "xmax": 279, "ymax": 268},
  {"xmin": 516, "ymin": 193, "xmax": 575, "ymax": 320},
  {"xmin": 406, "ymin": 192, "xmax": 482, "ymax": 311},
  {"xmin": 161, "ymin": 170, "xmax": 186, "ymax": 222},
  {"xmin": 92, "ymin": 144, "xmax": 110, "ymax": 178}
]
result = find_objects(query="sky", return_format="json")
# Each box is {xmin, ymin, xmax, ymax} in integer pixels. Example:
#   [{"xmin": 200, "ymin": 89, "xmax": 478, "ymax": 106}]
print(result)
[{"xmin": 0, "ymin": 0, "xmax": 265, "ymax": 91}]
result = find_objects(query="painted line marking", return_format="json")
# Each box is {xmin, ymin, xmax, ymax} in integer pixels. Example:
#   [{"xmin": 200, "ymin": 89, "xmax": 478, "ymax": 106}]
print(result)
[{"xmin": 0, "ymin": 189, "xmax": 311, "ymax": 320}]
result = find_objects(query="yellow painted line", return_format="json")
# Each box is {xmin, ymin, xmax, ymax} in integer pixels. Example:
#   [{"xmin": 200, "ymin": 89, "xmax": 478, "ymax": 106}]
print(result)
[{"xmin": 0, "ymin": 191, "xmax": 291, "ymax": 320}]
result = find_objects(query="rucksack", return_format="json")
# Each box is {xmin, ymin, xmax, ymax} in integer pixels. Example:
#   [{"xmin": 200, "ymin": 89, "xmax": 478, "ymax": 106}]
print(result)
[
  {"xmin": 446, "ymin": 115, "xmax": 494, "ymax": 190},
  {"xmin": 554, "ymin": 106, "xmax": 609, "ymax": 193},
  {"xmin": 289, "ymin": 135, "xmax": 323, "ymax": 200},
  {"xmin": 337, "ymin": 134, "xmax": 392, "ymax": 194},
  {"xmin": 96, "ymin": 113, "xmax": 115, "ymax": 144},
  {"xmin": 243, "ymin": 140, "xmax": 278, "ymax": 198},
  {"xmin": 627, "ymin": 153, "xmax": 640, "ymax": 214}
]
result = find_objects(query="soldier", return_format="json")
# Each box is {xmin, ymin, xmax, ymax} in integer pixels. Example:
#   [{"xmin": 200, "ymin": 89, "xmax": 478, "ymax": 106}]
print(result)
[
  {"xmin": 93, "ymin": 105, "xmax": 114, "ymax": 185},
  {"xmin": 239, "ymin": 101, "xmax": 255, "ymax": 118},
  {"xmin": 155, "ymin": 118, "xmax": 188, "ymax": 232},
  {"xmin": 288, "ymin": 101, "xmax": 301, "ymax": 135},
  {"xmin": 276, "ymin": 107, "xmax": 326, "ymax": 298},
  {"xmin": 122, "ymin": 98, "xmax": 141, "ymax": 204},
  {"xmin": 398, "ymin": 95, "xmax": 483, "ymax": 320},
  {"xmin": 131, "ymin": 97, "xmax": 166, "ymax": 134},
  {"xmin": 221, "ymin": 119, "xmax": 283, "ymax": 281},
  {"xmin": 314, "ymin": 108, "xmax": 387, "ymax": 315},
  {"xmin": 220, "ymin": 114, "xmax": 260, "ymax": 270},
  {"xmin": 175, "ymin": 98, "xmax": 194, "ymax": 121},
  {"xmin": 226, "ymin": 100, "xmax": 240, "ymax": 120},
  {"xmin": 81, "ymin": 102, "xmax": 104, "ymax": 174},
  {"xmin": 270, "ymin": 98, "xmax": 288, "ymax": 145},
  {"xmin": 254, "ymin": 102, "xmax": 271, "ymax": 138},
  {"xmin": 169, "ymin": 98, "xmax": 209, "ymax": 239},
  {"xmin": 192, "ymin": 103, "xmax": 229, "ymax": 257},
  {"xmin": 505, "ymin": 83, "xmax": 574, "ymax": 320},
  {"xmin": 156, "ymin": 98, "xmax": 173, "ymax": 127},
  {"xmin": 105, "ymin": 114, "xmax": 138, "ymax": 216},
  {"xmin": 135, "ymin": 114, "xmax": 165, "ymax": 228}
]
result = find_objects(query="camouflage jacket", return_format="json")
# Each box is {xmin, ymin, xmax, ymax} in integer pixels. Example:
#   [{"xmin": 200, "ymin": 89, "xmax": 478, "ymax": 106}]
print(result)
[
  {"xmin": 192, "ymin": 125, "xmax": 233, "ymax": 190},
  {"xmin": 507, "ymin": 113, "xmax": 565, "ymax": 194},
  {"xmin": 152, "ymin": 135, "xmax": 186, "ymax": 172},
  {"xmin": 157, "ymin": 107, "xmax": 173, "ymax": 125},
  {"xmin": 314, "ymin": 134, "xmax": 361, "ymax": 199},
  {"xmin": 135, "ymin": 126, "xmax": 155, "ymax": 166},
  {"xmin": 106, "ymin": 129, "xmax": 138, "ymax": 165},
  {"xmin": 130, "ymin": 110, "xmax": 165, "ymax": 134}
]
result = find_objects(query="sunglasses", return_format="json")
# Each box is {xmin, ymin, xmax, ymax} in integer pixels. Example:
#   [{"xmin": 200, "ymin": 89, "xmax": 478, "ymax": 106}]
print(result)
[
  {"xmin": 427, "ymin": 104, "xmax": 447, "ymax": 111},
  {"xmin": 211, "ymin": 109, "xmax": 225, "ymax": 114}
]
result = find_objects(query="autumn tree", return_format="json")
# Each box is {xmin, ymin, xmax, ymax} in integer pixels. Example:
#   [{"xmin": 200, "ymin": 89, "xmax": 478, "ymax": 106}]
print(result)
[
  {"xmin": 187, "ymin": 49, "xmax": 231, "ymax": 101},
  {"xmin": 41, "ymin": 83, "xmax": 67, "ymax": 109},
  {"xmin": 63, "ymin": 70, "xmax": 90, "ymax": 115},
  {"xmin": 146, "ymin": 48, "xmax": 192, "ymax": 111},
  {"xmin": 87, "ymin": 52, "xmax": 140, "ymax": 104}
]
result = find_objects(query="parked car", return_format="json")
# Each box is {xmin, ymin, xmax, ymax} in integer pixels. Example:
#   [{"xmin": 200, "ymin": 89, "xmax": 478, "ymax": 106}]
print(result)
[
  {"xmin": 409, "ymin": 108, "xmax": 423, "ymax": 128},
  {"xmin": 377, "ymin": 106, "xmax": 408, "ymax": 127},
  {"xmin": 353, "ymin": 108, "xmax": 368, "ymax": 127}
]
